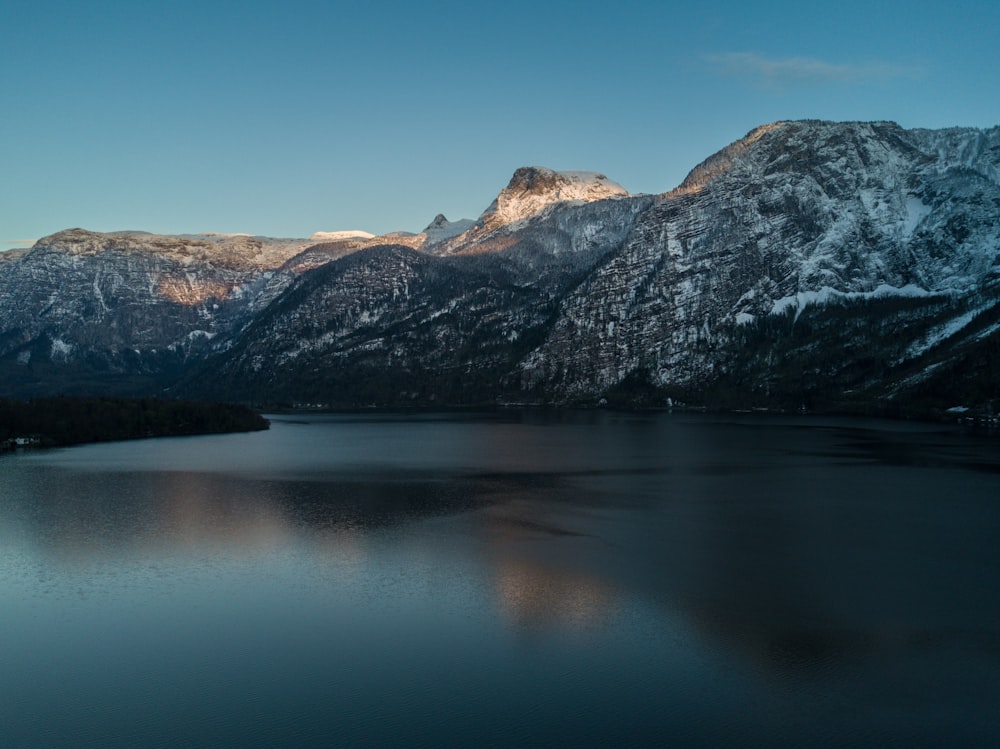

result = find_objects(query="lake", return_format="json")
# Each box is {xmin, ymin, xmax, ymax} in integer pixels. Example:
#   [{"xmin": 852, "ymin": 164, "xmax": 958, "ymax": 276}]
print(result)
[{"xmin": 2, "ymin": 411, "xmax": 999, "ymax": 747}]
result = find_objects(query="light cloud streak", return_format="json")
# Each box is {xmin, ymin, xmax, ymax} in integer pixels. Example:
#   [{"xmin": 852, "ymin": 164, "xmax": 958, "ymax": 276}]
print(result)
[{"xmin": 706, "ymin": 52, "xmax": 920, "ymax": 85}]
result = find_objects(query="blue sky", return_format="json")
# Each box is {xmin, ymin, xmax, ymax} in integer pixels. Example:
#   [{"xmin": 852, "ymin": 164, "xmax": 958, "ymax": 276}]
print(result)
[{"xmin": 2, "ymin": 0, "xmax": 998, "ymax": 250}]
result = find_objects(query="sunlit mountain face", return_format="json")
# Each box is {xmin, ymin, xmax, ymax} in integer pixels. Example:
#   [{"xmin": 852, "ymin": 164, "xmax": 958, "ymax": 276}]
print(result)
[{"xmin": 1, "ymin": 121, "xmax": 998, "ymax": 416}]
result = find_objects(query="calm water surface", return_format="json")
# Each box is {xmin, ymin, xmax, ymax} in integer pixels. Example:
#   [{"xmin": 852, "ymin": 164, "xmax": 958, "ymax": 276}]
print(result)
[{"xmin": 2, "ymin": 412, "xmax": 999, "ymax": 747}]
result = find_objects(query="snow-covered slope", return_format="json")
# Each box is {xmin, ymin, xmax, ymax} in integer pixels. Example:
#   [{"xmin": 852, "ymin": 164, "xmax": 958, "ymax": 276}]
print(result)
[
  {"xmin": 0, "ymin": 228, "xmax": 358, "ymax": 395},
  {"xmin": 486, "ymin": 167, "xmax": 628, "ymax": 224},
  {"xmin": 419, "ymin": 214, "xmax": 476, "ymax": 247},
  {"xmin": 516, "ymin": 120, "xmax": 1000, "ymax": 403},
  {"xmin": 434, "ymin": 167, "xmax": 631, "ymax": 254},
  {"xmin": 3, "ymin": 121, "xmax": 999, "ymax": 413},
  {"xmin": 310, "ymin": 230, "xmax": 376, "ymax": 242},
  {"xmin": 36, "ymin": 228, "xmax": 317, "ymax": 269}
]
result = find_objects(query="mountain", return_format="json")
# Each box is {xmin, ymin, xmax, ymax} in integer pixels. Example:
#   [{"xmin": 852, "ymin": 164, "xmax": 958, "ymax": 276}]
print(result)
[
  {"xmin": 432, "ymin": 167, "xmax": 631, "ymax": 255},
  {"xmin": 181, "ymin": 175, "xmax": 654, "ymax": 405},
  {"xmin": 2, "ymin": 120, "xmax": 998, "ymax": 415},
  {"xmin": 517, "ymin": 121, "xmax": 1000, "ymax": 411},
  {"xmin": 0, "ymin": 229, "xmax": 346, "ymax": 395},
  {"xmin": 421, "ymin": 214, "xmax": 476, "ymax": 247}
]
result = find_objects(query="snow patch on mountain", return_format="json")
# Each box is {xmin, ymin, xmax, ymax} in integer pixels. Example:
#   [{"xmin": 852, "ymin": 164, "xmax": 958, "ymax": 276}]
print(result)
[
  {"xmin": 902, "ymin": 303, "xmax": 993, "ymax": 360},
  {"xmin": 771, "ymin": 284, "xmax": 936, "ymax": 321},
  {"xmin": 902, "ymin": 196, "xmax": 932, "ymax": 236},
  {"xmin": 50, "ymin": 338, "xmax": 74, "ymax": 361},
  {"xmin": 310, "ymin": 230, "xmax": 375, "ymax": 242}
]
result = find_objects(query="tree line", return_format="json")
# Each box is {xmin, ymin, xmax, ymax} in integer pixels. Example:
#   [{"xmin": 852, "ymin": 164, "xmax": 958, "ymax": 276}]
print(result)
[{"xmin": 0, "ymin": 396, "xmax": 268, "ymax": 449}]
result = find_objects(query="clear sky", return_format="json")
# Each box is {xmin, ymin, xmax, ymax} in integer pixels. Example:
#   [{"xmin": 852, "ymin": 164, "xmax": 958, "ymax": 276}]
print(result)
[{"xmin": 2, "ymin": 0, "xmax": 998, "ymax": 251}]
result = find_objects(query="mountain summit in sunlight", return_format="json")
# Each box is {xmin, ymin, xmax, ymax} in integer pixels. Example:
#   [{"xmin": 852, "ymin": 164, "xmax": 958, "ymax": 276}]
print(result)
[{"xmin": 489, "ymin": 167, "xmax": 629, "ymax": 223}]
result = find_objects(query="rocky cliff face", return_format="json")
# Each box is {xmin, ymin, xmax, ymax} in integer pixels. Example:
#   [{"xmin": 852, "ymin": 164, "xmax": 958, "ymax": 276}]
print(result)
[
  {"xmin": 186, "ymin": 190, "xmax": 655, "ymax": 405},
  {"xmin": 2, "ymin": 120, "xmax": 998, "ymax": 413},
  {"xmin": 516, "ymin": 121, "xmax": 1000, "ymax": 405},
  {"xmin": 0, "ymin": 230, "xmax": 326, "ymax": 394}
]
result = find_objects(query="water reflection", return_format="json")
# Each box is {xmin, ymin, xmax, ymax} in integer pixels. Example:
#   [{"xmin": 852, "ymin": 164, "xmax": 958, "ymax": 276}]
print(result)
[
  {"xmin": 491, "ymin": 557, "xmax": 615, "ymax": 631},
  {"xmin": 2, "ymin": 413, "xmax": 999, "ymax": 747}
]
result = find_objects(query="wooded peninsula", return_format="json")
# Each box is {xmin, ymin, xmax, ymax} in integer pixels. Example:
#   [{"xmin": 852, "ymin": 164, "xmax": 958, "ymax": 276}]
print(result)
[{"xmin": 1, "ymin": 397, "xmax": 268, "ymax": 450}]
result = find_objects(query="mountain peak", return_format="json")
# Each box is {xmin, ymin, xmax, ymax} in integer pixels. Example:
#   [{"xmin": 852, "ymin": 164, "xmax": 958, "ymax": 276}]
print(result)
[
  {"xmin": 673, "ymin": 122, "xmax": 788, "ymax": 195},
  {"xmin": 670, "ymin": 120, "xmax": 926, "ymax": 197},
  {"xmin": 420, "ymin": 214, "xmax": 475, "ymax": 247},
  {"xmin": 428, "ymin": 167, "xmax": 630, "ymax": 255},
  {"xmin": 503, "ymin": 166, "xmax": 627, "ymax": 200},
  {"xmin": 483, "ymin": 166, "xmax": 628, "ymax": 228}
]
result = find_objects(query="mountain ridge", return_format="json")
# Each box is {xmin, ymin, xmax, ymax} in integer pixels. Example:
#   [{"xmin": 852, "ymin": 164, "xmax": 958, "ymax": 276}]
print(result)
[{"xmin": 2, "ymin": 120, "xmax": 998, "ymax": 416}]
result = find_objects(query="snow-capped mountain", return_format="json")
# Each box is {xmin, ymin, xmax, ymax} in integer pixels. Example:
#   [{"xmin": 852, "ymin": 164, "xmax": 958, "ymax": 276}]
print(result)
[
  {"xmin": 516, "ymin": 120, "xmax": 1000, "ymax": 404},
  {"xmin": 419, "ymin": 214, "xmax": 476, "ymax": 247},
  {"xmin": 432, "ymin": 167, "xmax": 631, "ymax": 255},
  {"xmin": 1, "ymin": 120, "xmax": 998, "ymax": 414},
  {"xmin": 0, "ymin": 229, "xmax": 321, "ymax": 394},
  {"xmin": 485, "ymin": 167, "xmax": 629, "ymax": 225}
]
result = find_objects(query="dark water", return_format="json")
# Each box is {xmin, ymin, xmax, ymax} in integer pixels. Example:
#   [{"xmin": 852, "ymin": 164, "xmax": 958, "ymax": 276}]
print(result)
[{"xmin": 2, "ymin": 411, "xmax": 998, "ymax": 747}]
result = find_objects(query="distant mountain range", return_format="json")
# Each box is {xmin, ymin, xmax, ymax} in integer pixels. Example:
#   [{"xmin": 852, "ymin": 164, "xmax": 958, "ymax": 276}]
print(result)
[{"xmin": 2, "ymin": 121, "xmax": 998, "ymax": 417}]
